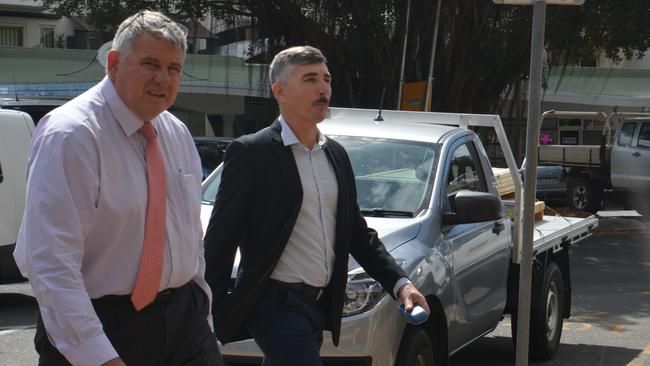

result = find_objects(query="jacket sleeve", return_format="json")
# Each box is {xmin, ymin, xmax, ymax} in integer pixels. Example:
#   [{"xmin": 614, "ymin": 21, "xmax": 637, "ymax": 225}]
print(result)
[
  {"xmin": 349, "ymin": 207, "xmax": 408, "ymax": 299},
  {"xmin": 203, "ymin": 139, "xmax": 254, "ymax": 315}
]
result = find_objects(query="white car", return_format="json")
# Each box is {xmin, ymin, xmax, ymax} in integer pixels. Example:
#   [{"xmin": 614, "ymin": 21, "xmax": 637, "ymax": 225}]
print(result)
[{"xmin": 0, "ymin": 109, "xmax": 34, "ymax": 283}]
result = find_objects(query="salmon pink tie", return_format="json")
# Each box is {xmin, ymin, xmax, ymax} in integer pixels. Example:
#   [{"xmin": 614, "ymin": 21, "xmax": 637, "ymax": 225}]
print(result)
[{"xmin": 131, "ymin": 121, "xmax": 167, "ymax": 311}]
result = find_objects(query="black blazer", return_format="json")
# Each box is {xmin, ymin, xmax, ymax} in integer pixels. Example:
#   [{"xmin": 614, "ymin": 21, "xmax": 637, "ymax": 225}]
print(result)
[{"xmin": 203, "ymin": 119, "xmax": 407, "ymax": 346}]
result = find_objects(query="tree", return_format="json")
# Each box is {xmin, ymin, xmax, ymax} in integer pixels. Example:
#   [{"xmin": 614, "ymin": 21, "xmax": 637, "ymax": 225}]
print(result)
[{"xmin": 44, "ymin": 0, "xmax": 650, "ymax": 113}]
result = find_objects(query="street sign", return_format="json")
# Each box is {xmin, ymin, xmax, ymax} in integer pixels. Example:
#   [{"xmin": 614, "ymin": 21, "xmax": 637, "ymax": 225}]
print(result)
[{"xmin": 493, "ymin": 0, "xmax": 584, "ymax": 4}]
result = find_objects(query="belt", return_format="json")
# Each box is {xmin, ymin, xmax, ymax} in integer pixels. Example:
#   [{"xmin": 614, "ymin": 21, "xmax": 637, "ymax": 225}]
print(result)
[
  {"xmin": 270, "ymin": 279, "xmax": 325, "ymax": 301},
  {"xmin": 93, "ymin": 284, "xmax": 183, "ymax": 307}
]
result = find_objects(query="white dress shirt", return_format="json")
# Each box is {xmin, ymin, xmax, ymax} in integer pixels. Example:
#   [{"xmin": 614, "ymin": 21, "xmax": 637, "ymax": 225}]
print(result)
[
  {"xmin": 270, "ymin": 116, "xmax": 338, "ymax": 288},
  {"xmin": 269, "ymin": 117, "xmax": 410, "ymax": 295},
  {"xmin": 13, "ymin": 77, "xmax": 210, "ymax": 366}
]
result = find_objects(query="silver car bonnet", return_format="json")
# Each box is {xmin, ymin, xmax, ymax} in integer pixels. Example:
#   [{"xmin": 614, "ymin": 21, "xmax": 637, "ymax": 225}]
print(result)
[{"xmin": 346, "ymin": 217, "xmax": 421, "ymax": 271}]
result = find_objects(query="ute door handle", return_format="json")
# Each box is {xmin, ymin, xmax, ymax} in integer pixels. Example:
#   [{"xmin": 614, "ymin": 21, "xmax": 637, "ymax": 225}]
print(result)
[
  {"xmin": 492, "ymin": 221, "xmax": 505, "ymax": 235},
  {"xmin": 633, "ymin": 152, "xmax": 641, "ymax": 157}
]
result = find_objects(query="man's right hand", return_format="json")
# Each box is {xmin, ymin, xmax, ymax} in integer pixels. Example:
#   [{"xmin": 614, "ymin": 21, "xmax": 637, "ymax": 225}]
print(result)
[{"xmin": 102, "ymin": 358, "xmax": 126, "ymax": 366}]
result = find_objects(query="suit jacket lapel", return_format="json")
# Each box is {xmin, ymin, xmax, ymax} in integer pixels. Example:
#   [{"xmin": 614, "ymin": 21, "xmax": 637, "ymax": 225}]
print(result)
[
  {"xmin": 270, "ymin": 119, "xmax": 302, "ymax": 213},
  {"xmin": 324, "ymin": 142, "xmax": 349, "ymax": 256}
]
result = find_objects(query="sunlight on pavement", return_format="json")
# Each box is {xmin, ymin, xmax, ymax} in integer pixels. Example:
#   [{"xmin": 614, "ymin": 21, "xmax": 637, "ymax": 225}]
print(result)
[{"xmin": 562, "ymin": 321, "xmax": 592, "ymax": 331}]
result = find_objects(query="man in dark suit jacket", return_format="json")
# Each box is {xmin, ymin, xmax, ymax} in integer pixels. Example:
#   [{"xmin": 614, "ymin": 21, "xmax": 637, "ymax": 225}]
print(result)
[{"xmin": 204, "ymin": 45, "xmax": 429, "ymax": 365}]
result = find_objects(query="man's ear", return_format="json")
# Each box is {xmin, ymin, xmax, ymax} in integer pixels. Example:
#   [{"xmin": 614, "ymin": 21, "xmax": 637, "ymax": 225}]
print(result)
[
  {"xmin": 107, "ymin": 50, "xmax": 120, "ymax": 76},
  {"xmin": 271, "ymin": 82, "xmax": 284, "ymax": 103}
]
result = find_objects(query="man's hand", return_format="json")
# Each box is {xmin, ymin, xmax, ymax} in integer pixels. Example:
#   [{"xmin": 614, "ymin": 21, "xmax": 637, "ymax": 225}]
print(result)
[
  {"xmin": 398, "ymin": 283, "xmax": 430, "ymax": 314},
  {"xmin": 102, "ymin": 358, "xmax": 126, "ymax": 366}
]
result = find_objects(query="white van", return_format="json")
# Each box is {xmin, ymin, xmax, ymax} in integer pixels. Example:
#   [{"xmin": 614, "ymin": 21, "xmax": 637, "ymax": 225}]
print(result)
[{"xmin": 0, "ymin": 109, "xmax": 34, "ymax": 283}]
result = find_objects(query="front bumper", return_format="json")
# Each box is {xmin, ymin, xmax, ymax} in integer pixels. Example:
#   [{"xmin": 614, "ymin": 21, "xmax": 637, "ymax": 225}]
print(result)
[{"xmin": 220, "ymin": 295, "xmax": 405, "ymax": 366}]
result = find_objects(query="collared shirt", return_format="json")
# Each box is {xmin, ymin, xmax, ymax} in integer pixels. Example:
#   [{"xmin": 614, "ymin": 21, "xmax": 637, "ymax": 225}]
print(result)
[
  {"xmin": 269, "ymin": 116, "xmax": 410, "ymax": 296},
  {"xmin": 270, "ymin": 116, "xmax": 338, "ymax": 288},
  {"xmin": 13, "ymin": 77, "xmax": 210, "ymax": 366}
]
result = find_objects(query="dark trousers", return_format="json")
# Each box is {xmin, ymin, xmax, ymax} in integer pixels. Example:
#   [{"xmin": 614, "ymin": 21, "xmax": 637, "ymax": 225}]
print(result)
[
  {"xmin": 35, "ymin": 281, "xmax": 224, "ymax": 366},
  {"xmin": 246, "ymin": 281, "xmax": 326, "ymax": 366}
]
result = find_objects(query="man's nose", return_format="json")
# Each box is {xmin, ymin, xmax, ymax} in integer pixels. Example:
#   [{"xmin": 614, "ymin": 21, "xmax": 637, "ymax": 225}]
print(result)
[
  {"xmin": 154, "ymin": 68, "xmax": 171, "ymax": 85},
  {"xmin": 318, "ymin": 79, "xmax": 331, "ymax": 95}
]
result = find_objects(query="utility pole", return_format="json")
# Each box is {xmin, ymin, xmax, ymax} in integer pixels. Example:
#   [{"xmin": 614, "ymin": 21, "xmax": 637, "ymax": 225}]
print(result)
[
  {"xmin": 491, "ymin": 1, "xmax": 585, "ymax": 365},
  {"xmin": 424, "ymin": 0, "xmax": 442, "ymax": 112},
  {"xmin": 396, "ymin": 0, "xmax": 412, "ymax": 110}
]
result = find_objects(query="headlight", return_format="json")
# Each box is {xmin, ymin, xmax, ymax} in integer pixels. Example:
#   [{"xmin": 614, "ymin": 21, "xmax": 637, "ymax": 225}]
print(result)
[{"xmin": 342, "ymin": 271, "xmax": 386, "ymax": 316}]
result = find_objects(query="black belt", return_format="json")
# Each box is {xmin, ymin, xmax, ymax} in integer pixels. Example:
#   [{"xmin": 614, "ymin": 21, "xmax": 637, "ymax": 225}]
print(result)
[
  {"xmin": 93, "ymin": 283, "xmax": 185, "ymax": 307},
  {"xmin": 270, "ymin": 279, "xmax": 325, "ymax": 301}
]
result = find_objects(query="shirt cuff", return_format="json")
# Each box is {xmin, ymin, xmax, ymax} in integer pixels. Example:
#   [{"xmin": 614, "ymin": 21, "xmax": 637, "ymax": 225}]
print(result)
[
  {"xmin": 60, "ymin": 332, "xmax": 119, "ymax": 366},
  {"xmin": 393, "ymin": 277, "xmax": 412, "ymax": 298}
]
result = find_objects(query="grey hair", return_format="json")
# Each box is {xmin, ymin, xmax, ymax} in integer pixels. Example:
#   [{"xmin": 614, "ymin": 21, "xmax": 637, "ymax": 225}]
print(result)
[
  {"xmin": 112, "ymin": 10, "xmax": 187, "ymax": 61},
  {"xmin": 269, "ymin": 46, "xmax": 327, "ymax": 84}
]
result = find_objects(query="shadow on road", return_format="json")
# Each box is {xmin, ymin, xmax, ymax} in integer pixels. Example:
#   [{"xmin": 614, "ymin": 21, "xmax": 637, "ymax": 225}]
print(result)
[
  {"xmin": 451, "ymin": 335, "xmax": 643, "ymax": 366},
  {"xmin": 570, "ymin": 233, "xmax": 650, "ymax": 327},
  {"xmin": 0, "ymin": 293, "xmax": 38, "ymax": 330}
]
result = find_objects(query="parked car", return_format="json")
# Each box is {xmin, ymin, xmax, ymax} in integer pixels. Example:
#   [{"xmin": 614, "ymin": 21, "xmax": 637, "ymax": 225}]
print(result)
[
  {"xmin": 538, "ymin": 111, "xmax": 650, "ymax": 212},
  {"xmin": 200, "ymin": 108, "xmax": 597, "ymax": 365},
  {"xmin": 193, "ymin": 137, "xmax": 232, "ymax": 179},
  {"xmin": 520, "ymin": 158, "xmax": 568, "ymax": 205},
  {"xmin": 0, "ymin": 109, "xmax": 35, "ymax": 283},
  {"xmin": 0, "ymin": 97, "xmax": 67, "ymax": 126}
]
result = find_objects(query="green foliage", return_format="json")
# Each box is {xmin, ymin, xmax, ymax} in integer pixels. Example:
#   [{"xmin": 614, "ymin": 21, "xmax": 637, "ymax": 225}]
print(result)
[
  {"xmin": 547, "ymin": 0, "xmax": 650, "ymax": 64},
  {"xmin": 55, "ymin": 33, "xmax": 66, "ymax": 48},
  {"xmin": 43, "ymin": 0, "xmax": 650, "ymax": 113}
]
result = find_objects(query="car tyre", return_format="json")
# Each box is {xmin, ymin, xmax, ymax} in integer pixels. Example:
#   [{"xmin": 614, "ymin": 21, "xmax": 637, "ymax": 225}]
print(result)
[
  {"xmin": 568, "ymin": 177, "xmax": 602, "ymax": 212},
  {"xmin": 511, "ymin": 262, "xmax": 565, "ymax": 361},
  {"xmin": 395, "ymin": 326, "xmax": 434, "ymax": 366}
]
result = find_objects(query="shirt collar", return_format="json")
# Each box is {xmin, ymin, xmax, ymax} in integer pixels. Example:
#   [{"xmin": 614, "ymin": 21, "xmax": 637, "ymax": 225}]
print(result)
[
  {"xmin": 99, "ymin": 76, "xmax": 152, "ymax": 137},
  {"xmin": 279, "ymin": 115, "xmax": 327, "ymax": 150}
]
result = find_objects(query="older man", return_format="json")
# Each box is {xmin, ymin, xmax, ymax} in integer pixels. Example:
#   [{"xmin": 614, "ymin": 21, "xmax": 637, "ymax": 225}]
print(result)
[
  {"xmin": 14, "ymin": 10, "xmax": 222, "ymax": 366},
  {"xmin": 204, "ymin": 45, "xmax": 430, "ymax": 366}
]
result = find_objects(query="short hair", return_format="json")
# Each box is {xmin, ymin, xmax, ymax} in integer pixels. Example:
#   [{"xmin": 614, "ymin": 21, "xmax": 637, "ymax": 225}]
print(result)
[
  {"xmin": 112, "ymin": 10, "xmax": 188, "ymax": 61},
  {"xmin": 269, "ymin": 46, "xmax": 327, "ymax": 85}
]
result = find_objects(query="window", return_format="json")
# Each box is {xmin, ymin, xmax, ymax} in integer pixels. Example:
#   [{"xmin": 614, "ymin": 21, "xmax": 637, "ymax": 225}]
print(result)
[
  {"xmin": 445, "ymin": 143, "xmax": 486, "ymax": 195},
  {"xmin": 0, "ymin": 26, "xmax": 24, "ymax": 47},
  {"xmin": 539, "ymin": 131, "xmax": 556, "ymax": 145},
  {"xmin": 582, "ymin": 130, "xmax": 602, "ymax": 145},
  {"xmin": 559, "ymin": 118, "xmax": 581, "ymax": 127},
  {"xmin": 617, "ymin": 122, "xmax": 637, "ymax": 147},
  {"xmin": 338, "ymin": 136, "xmax": 439, "ymax": 213},
  {"xmin": 638, "ymin": 123, "xmax": 650, "ymax": 149},
  {"xmin": 540, "ymin": 118, "xmax": 558, "ymax": 130},
  {"xmin": 200, "ymin": 135, "xmax": 441, "ymax": 215},
  {"xmin": 40, "ymin": 27, "xmax": 55, "ymax": 48}
]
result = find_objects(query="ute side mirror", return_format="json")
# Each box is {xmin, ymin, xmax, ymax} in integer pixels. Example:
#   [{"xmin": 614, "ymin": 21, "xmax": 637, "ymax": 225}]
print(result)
[{"xmin": 442, "ymin": 190, "xmax": 502, "ymax": 225}]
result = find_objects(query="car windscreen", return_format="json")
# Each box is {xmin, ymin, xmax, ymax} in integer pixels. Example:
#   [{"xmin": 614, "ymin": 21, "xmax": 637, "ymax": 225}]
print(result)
[{"xmin": 202, "ymin": 135, "xmax": 440, "ymax": 216}]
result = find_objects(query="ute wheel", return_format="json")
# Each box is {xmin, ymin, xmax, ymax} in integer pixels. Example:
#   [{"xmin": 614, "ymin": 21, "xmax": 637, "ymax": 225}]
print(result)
[
  {"xmin": 530, "ymin": 262, "xmax": 565, "ymax": 360},
  {"xmin": 568, "ymin": 177, "xmax": 601, "ymax": 212},
  {"xmin": 395, "ymin": 326, "xmax": 434, "ymax": 366},
  {"xmin": 512, "ymin": 262, "xmax": 565, "ymax": 361}
]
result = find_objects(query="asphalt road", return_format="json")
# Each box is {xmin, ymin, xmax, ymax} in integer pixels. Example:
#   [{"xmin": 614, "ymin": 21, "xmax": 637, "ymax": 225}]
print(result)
[
  {"xmin": 450, "ymin": 231, "xmax": 650, "ymax": 366},
  {"xmin": 1, "ymin": 231, "xmax": 649, "ymax": 365}
]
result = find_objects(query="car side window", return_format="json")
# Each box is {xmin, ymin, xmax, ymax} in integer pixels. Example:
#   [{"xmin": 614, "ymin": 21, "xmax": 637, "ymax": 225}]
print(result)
[
  {"xmin": 445, "ymin": 143, "xmax": 487, "ymax": 195},
  {"xmin": 638, "ymin": 123, "xmax": 650, "ymax": 149},
  {"xmin": 617, "ymin": 122, "xmax": 637, "ymax": 146}
]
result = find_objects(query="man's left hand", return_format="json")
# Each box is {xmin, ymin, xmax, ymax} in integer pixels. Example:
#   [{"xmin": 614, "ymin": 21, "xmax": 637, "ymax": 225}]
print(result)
[{"xmin": 398, "ymin": 283, "xmax": 430, "ymax": 315}]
